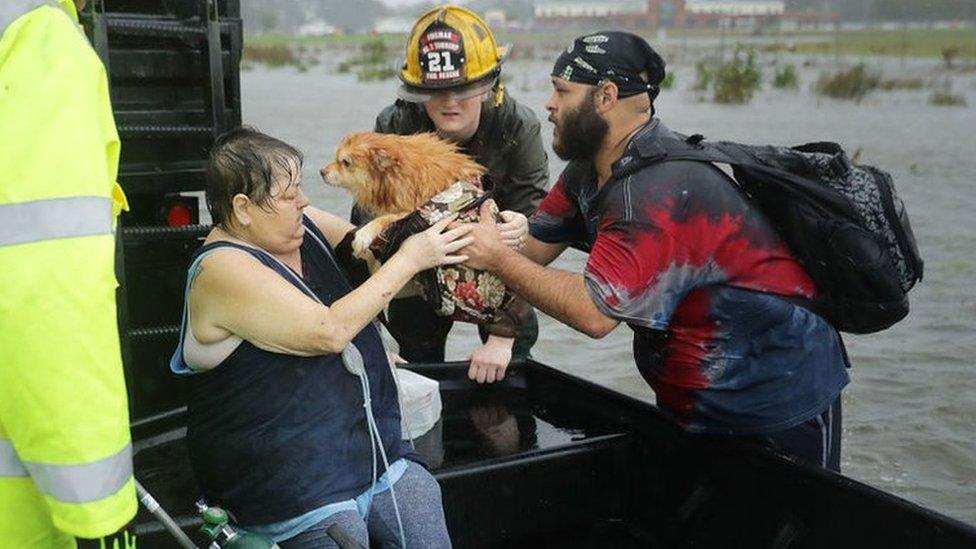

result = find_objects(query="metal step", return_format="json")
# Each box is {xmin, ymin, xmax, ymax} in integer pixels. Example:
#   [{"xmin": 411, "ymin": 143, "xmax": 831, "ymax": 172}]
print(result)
[
  {"xmin": 108, "ymin": 49, "xmax": 232, "ymax": 81},
  {"xmin": 118, "ymin": 167, "xmax": 207, "ymax": 195},
  {"xmin": 105, "ymin": 16, "xmax": 238, "ymax": 40},
  {"xmin": 128, "ymin": 325, "xmax": 181, "ymax": 341},
  {"xmin": 117, "ymin": 124, "xmax": 213, "ymax": 138},
  {"xmin": 106, "ymin": 16, "xmax": 207, "ymax": 40},
  {"xmin": 122, "ymin": 224, "xmax": 210, "ymax": 242}
]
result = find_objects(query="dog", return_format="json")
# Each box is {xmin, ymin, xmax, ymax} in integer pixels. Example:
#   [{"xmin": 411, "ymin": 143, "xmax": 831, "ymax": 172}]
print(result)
[{"xmin": 321, "ymin": 131, "xmax": 486, "ymax": 260}]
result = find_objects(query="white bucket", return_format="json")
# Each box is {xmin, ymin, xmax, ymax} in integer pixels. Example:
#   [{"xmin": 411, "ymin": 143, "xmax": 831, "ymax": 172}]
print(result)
[{"xmin": 394, "ymin": 368, "xmax": 442, "ymax": 440}]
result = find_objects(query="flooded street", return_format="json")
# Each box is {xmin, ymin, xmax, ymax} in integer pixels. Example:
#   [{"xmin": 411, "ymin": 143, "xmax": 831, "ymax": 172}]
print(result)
[{"xmin": 241, "ymin": 55, "xmax": 976, "ymax": 524}]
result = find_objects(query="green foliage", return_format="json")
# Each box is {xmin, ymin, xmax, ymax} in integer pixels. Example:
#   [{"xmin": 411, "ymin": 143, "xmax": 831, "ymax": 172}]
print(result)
[
  {"xmin": 772, "ymin": 63, "xmax": 799, "ymax": 90},
  {"xmin": 815, "ymin": 65, "xmax": 881, "ymax": 102},
  {"xmin": 878, "ymin": 77, "xmax": 925, "ymax": 90},
  {"xmin": 713, "ymin": 47, "xmax": 762, "ymax": 104},
  {"xmin": 332, "ymin": 39, "xmax": 395, "ymax": 81},
  {"xmin": 661, "ymin": 71, "xmax": 676, "ymax": 90},
  {"xmin": 764, "ymin": 29, "xmax": 975, "ymax": 60},
  {"xmin": 357, "ymin": 65, "xmax": 397, "ymax": 81},
  {"xmin": 360, "ymin": 39, "xmax": 388, "ymax": 64},
  {"xmin": 243, "ymin": 44, "xmax": 301, "ymax": 68},
  {"xmin": 693, "ymin": 60, "xmax": 712, "ymax": 91},
  {"xmin": 929, "ymin": 91, "xmax": 967, "ymax": 106},
  {"xmin": 929, "ymin": 79, "xmax": 968, "ymax": 106},
  {"xmin": 941, "ymin": 46, "xmax": 961, "ymax": 69},
  {"xmin": 243, "ymin": 43, "xmax": 325, "ymax": 72}
]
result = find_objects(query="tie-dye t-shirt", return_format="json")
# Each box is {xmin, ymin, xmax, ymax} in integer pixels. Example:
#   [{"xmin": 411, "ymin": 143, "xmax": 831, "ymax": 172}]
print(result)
[{"xmin": 530, "ymin": 120, "xmax": 848, "ymax": 435}]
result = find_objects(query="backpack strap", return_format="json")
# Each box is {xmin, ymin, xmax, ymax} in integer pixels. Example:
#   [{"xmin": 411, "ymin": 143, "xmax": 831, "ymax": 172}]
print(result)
[
  {"xmin": 617, "ymin": 133, "xmax": 753, "ymax": 179},
  {"xmin": 626, "ymin": 134, "xmax": 836, "ymax": 322}
]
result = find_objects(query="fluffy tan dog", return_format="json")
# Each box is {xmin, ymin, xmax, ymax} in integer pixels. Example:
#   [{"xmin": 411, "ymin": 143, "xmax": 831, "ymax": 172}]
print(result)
[{"xmin": 321, "ymin": 132, "xmax": 486, "ymax": 259}]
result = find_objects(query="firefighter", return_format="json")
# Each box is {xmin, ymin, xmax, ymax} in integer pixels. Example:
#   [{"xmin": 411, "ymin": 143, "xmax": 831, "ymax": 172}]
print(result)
[
  {"xmin": 0, "ymin": 0, "xmax": 137, "ymax": 546},
  {"xmin": 352, "ymin": 5, "xmax": 548, "ymax": 383}
]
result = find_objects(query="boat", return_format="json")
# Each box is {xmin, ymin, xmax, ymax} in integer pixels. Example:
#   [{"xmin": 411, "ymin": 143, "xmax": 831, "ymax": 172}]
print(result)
[{"xmin": 92, "ymin": 1, "xmax": 976, "ymax": 547}]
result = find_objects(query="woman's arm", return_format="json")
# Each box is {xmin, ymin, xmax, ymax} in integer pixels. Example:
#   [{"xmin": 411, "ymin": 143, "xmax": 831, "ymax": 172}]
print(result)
[{"xmin": 191, "ymin": 217, "xmax": 471, "ymax": 356}]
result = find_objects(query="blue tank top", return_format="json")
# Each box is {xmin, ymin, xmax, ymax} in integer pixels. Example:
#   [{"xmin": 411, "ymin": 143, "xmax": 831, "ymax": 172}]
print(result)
[{"xmin": 171, "ymin": 216, "xmax": 415, "ymax": 525}]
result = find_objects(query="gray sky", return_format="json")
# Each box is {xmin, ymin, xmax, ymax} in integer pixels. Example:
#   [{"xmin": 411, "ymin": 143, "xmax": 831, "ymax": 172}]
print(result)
[
  {"xmin": 380, "ymin": 0, "xmax": 437, "ymax": 6},
  {"xmin": 380, "ymin": 0, "xmax": 473, "ymax": 7}
]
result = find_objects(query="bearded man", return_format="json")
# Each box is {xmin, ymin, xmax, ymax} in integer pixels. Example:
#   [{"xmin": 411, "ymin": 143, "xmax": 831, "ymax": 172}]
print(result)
[{"xmin": 460, "ymin": 31, "xmax": 850, "ymax": 471}]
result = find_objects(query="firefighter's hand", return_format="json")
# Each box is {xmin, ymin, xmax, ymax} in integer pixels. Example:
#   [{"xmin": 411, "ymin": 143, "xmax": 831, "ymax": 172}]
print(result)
[
  {"xmin": 498, "ymin": 210, "xmax": 528, "ymax": 250},
  {"xmin": 468, "ymin": 335, "xmax": 513, "ymax": 384}
]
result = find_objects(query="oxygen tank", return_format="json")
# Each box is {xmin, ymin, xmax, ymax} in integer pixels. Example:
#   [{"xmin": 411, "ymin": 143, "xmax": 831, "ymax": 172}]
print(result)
[{"xmin": 198, "ymin": 501, "xmax": 280, "ymax": 549}]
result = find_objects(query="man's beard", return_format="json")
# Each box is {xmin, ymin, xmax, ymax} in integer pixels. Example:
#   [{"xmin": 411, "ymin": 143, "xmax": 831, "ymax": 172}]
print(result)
[{"xmin": 552, "ymin": 91, "xmax": 608, "ymax": 161}]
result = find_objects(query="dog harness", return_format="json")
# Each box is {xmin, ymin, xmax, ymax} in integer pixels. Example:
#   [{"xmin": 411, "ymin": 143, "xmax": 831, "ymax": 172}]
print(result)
[{"xmin": 370, "ymin": 179, "xmax": 517, "ymax": 324}]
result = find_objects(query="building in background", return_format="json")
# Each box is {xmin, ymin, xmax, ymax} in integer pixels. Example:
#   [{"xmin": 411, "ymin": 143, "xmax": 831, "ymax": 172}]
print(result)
[
  {"xmin": 373, "ymin": 16, "xmax": 414, "ymax": 34},
  {"xmin": 531, "ymin": 0, "xmax": 812, "ymax": 30},
  {"xmin": 297, "ymin": 18, "xmax": 339, "ymax": 36},
  {"xmin": 484, "ymin": 9, "xmax": 507, "ymax": 30},
  {"xmin": 683, "ymin": 1, "xmax": 784, "ymax": 28},
  {"xmin": 533, "ymin": 1, "xmax": 651, "ymax": 29}
]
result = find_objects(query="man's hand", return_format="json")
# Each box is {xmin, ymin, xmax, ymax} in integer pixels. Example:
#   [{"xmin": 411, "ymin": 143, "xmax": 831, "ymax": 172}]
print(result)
[
  {"xmin": 458, "ymin": 200, "xmax": 511, "ymax": 271},
  {"xmin": 468, "ymin": 335, "xmax": 514, "ymax": 384},
  {"xmin": 497, "ymin": 210, "xmax": 528, "ymax": 250}
]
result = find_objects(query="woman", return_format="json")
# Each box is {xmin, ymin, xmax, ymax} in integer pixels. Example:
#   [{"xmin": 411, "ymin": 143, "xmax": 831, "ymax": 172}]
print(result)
[{"xmin": 170, "ymin": 127, "xmax": 472, "ymax": 548}]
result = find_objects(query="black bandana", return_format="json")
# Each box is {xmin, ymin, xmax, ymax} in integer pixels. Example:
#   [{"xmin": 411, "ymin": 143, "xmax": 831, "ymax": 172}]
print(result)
[{"xmin": 551, "ymin": 31, "xmax": 666, "ymax": 100}]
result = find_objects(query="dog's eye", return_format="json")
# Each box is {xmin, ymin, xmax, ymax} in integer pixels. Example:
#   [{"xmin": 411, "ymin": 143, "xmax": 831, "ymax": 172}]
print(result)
[{"xmin": 340, "ymin": 159, "xmax": 350, "ymax": 167}]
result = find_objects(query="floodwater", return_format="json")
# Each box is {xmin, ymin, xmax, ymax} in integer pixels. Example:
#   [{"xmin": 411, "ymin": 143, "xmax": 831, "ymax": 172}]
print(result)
[{"xmin": 241, "ymin": 54, "xmax": 976, "ymax": 525}]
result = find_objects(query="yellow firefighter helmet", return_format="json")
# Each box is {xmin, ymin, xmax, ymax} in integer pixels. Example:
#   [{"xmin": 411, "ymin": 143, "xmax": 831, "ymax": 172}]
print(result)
[{"xmin": 397, "ymin": 5, "xmax": 508, "ymax": 102}]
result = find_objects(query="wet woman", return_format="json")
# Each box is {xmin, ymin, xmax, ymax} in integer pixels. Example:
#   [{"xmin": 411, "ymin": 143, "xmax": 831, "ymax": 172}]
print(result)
[{"xmin": 170, "ymin": 127, "xmax": 468, "ymax": 548}]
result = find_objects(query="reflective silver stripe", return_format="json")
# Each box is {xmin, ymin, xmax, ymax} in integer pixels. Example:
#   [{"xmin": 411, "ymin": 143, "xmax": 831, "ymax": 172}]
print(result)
[
  {"xmin": 1, "ymin": 437, "xmax": 132, "ymax": 503},
  {"xmin": 23, "ymin": 443, "xmax": 133, "ymax": 504},
  {"xmin": 0, "ymin": 438, "xmax": 29, "ymax": 477},
  {"xmin": 0, "ymin": 196, "xmax": 113, "ymax": 248}
]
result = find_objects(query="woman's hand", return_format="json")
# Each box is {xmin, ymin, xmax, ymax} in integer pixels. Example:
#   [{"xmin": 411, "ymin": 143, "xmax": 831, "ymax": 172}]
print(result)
[
  {"xmin": 498, "ymin": 210, "xmax": 528, "ymax": 250},
  {"xmin": 398, "ymin": 214, "xmax": 473, "ymax": 273}
]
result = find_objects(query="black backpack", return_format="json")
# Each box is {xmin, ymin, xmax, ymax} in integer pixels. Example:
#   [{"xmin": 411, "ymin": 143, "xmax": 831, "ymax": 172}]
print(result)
[{"xmin": 624, "ymin": 134, "xmax": 923, "ymax": 334}]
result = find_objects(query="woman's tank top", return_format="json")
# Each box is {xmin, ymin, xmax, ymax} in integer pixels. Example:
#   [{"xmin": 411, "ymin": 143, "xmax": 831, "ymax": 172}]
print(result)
[{"xmin": 170, "ymin": 216, "xmax": 415, "ymax": 525}]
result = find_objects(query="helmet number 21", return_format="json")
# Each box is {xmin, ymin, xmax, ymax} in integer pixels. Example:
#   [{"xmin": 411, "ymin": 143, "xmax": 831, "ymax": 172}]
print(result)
[{"xmin": 426, "ymin": 51, "xmax": 456, "ymax": 73}]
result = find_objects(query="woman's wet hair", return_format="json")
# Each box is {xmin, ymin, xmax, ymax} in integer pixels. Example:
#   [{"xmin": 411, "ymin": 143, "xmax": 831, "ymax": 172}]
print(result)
[{"xmin": 206, "ymin": 126, "xmax": 303, "ymax": 227}]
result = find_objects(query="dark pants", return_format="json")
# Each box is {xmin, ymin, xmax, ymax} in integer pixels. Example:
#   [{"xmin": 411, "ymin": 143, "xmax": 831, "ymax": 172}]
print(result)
[
  {"xmin": 739, "ymin": 397, "xmax": 843, "ymax": 472},
  {"xmin": 386, "ymin": 296, "xmax": 538, "ymax": 363}
]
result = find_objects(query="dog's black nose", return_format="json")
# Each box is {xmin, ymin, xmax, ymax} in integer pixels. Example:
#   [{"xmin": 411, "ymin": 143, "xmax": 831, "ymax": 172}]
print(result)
[{"xmin": 319, "ymin": 168, "xmax": 327, "ymax": 177}]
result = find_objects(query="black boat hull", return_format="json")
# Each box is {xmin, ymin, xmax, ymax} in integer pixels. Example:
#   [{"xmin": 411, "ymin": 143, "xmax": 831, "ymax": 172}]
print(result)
[{"xmin": 131, "ymin": 361, "xmax": 976, "ymax": 548}]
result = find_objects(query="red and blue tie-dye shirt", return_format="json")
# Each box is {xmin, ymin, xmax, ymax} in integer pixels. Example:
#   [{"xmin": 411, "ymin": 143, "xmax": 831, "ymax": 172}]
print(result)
[{"xmin": 530, "ymin": 120, "xmax": 848, "ymax": 435}]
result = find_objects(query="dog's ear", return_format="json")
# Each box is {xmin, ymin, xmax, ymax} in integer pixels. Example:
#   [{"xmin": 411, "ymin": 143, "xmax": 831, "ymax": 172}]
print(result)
[{"xmin": 372, "ymin": 147, "xmax": 399, "ymax": 172}]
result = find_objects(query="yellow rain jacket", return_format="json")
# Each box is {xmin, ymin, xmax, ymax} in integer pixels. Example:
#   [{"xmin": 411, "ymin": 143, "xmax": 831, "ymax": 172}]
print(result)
[{"xmin": 0, "ymin": 0, "xmax": 136, "ymax": 546}]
